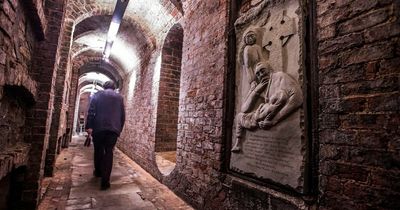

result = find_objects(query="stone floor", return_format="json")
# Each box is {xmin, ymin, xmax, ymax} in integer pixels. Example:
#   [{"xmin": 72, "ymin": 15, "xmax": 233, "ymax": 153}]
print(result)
[
  {"xmin": 38, "ymin": 136, "xmax": 193, "ymax": 210},
  {"xmin": 155, "ymin": 151, "xmax": 176, "ymax": 176}
]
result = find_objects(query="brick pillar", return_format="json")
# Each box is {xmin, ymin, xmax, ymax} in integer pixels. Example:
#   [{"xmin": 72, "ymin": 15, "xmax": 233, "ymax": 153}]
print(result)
[
  {"xmin": 44, "ymin": 19, "xmax": 73, "ymax": 177},
  {"xmin": 66, "ymin": 61, "xmax": 79, "ymax": 142},
  {"xmin": 22, "ymin": 0, "xmax": 66, "ymax": 208}
]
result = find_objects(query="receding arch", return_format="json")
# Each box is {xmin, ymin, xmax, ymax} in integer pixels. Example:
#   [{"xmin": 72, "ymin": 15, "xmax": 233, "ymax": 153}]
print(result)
[
  {"xmin": 78, "ymin": 61, "xmax": 124, "ymax": 89},
  {"xmin": 72, "ymin": 10, "xmax": 157, "ymax": 48},
  {"xmin": 155, "ymin": 23, "xmax": 183, "ymax": 176},
  {"xmin": 73, "ymin": 15, "xmax": 112, "ymax": 40},
  {"xmin": 70, "ymin": 51, "xmax": 122, "ymax": 134}
]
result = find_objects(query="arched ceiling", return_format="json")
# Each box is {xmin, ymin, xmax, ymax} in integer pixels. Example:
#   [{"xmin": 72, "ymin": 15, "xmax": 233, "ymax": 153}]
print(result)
[
  {"xmin": 68, "ymin": 0, "xmax": 182, "ymax": 94},
  {"xmin": 77, "ymin": 59, "xmax": 123, "ymax": 87},
  {"xmin": 69, "ymin": 0, "xmax": 181, "ymax": 73},
  {"xmin": 72, "ymin": 16, "xmax": 145, "ymax": 74},
  {"xmin": 79, "ymin": 73, "xmax": 110, "ymax": 90},
  {"xmin": 80, "ymin": 84, "xmax": 104, "ymax": 95},
  {"xmin": 73, "ymin": 15, "xmax": 112, "ymax": 39}
]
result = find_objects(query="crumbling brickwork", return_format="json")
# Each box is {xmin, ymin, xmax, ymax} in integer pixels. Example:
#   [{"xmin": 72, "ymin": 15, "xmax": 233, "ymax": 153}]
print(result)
[{"xmin": 316, "ymin": 0, "xmax": 400, "ymax": 209}]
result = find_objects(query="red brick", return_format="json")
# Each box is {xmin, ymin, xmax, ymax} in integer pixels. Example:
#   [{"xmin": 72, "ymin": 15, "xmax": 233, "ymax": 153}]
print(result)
[
  {"xmin": 370, "ymin": 169, "xmax": 400, "ymax": 191},
  {"xmin": 338, "ymin": 8, "xmax": 389, "ymax": 35},
  {"xmin": 379, "ymin": 57, "xmax": 400, "ymax": 75},
  {"xmin": 339, "ymin": 75, "xmax": 399, "ymax": 96},
  {"xmin": 318, "ymin": 55, "xmax": 338, "ymax": 70},
  {"xmin": 320, "ymin": 64, "xmax": 364, "ymax": 84},
  {"xmin": 319, "ymin": 114, "xmax": 340, "ymax": 129},
  {"xmin": 317, "ymin": 8, "xmax": 351, "ymax": 28},
  {"xmin": 319, "ymin": 84, "xmax": 340, "ymax": 99},
  {"xmin": 320, "ymin": 129, "xmax": 357, "ymax": 145},
  {"xmin": 348, "ymin": 148, "xmax": 398, "ymax": 169},
  {"xmin": 365, "ymin": 22, "xmax": 400, "ymax": 43},
  {"xmin": 339, "ymin": 113, "xmax": 386, "ymax": 129},
  {"xmin": 319, "ymin": 32, "xmax": 363, "ymax": 55},
  {"xmin": 366, "ymin": 92, "xmax": 399, "ymax": 112},
  {"xmin": 356, "ymin": 130, "xmax": 391, "ymax": 148},
  {"xmin": 341, "ymin": 42, "xmax": 394, "ymax": 66},
  {"xmin": 325, "ymin": 176, "xmax": 343, "ymax": 193},
  {"xmin": 316, "ymin": 1, "xmax": 335, "ymax": 16}
]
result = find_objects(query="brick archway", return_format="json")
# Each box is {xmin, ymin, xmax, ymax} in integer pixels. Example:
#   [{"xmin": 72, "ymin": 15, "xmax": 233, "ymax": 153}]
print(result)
[
  {"xmin": 67, "ymin": 53, "xmax": 125, "ymax": 134},
  {"xmin": 155, "ymin": 23, "xmax": 184, "ymax": 175}
]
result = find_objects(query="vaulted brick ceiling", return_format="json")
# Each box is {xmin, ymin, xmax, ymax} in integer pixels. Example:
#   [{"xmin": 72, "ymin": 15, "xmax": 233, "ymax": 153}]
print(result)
[
  {"xmin": 69, "ymin": 0, "xmax": 182, "ymax": 87},
  {"xmin": 73, "ymin": 15, "xmax": 112, "ymax": 39},
  {"xmin": 71, "ymin": 15, "xmax": 151, "ymax": 73}
]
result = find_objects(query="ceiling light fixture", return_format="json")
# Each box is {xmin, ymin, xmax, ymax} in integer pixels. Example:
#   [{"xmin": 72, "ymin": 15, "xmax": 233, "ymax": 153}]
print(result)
[{"xmin": 102, "ymin": 0, "xmax": 130, "ymax": 60}]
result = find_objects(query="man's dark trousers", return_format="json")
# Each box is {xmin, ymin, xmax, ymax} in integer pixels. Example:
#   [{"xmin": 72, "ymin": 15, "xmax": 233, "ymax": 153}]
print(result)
[{"xmin": 92, "ymin": 131, "xmax": 118, "ymax": 186}]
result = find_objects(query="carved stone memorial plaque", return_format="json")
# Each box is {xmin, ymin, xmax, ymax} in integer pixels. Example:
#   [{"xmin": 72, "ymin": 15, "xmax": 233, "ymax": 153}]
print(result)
[{"xmin": 230, "ymin": 0, "xmax": 307, "ymax": 192}]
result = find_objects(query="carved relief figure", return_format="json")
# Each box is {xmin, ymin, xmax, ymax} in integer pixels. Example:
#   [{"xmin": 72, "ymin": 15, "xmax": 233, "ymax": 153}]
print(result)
[
  {"xmin": 232, "ymin": 62, "xmax": 303, "ymax": 152},
  {"xmin": 242, "ymin": 28, "xmax": 265, "ymax": 88},
  {"xmin": 231, "ymin": 0, "xmax": 306, "ymax": 191}
]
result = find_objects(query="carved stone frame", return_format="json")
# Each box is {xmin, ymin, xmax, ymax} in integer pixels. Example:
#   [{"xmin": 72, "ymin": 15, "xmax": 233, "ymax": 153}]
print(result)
[{"xmin": 224, "ymin": 0, "xmax": 318, "ymax": 196}]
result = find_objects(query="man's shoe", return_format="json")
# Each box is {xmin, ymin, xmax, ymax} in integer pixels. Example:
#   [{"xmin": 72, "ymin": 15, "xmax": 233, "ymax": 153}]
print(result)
[
  {"xmin": 100, "ymin": 182, "xmax": 110, "ymax": 190},
  {"xmin": 93, "ymin": 170, "xmax": 101, "ymax": 177}
]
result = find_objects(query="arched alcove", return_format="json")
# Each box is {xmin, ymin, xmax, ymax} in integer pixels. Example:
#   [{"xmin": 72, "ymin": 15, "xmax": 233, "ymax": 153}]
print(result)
[
  {"xmin": 0, "ymin": 85, "xmax": 34, "ymax": 209},
  {"xmin": 155, "ymin": 23, "xmax": 183, "ymax": 175},
  {"xmin": 0, "ymin": 85, "xmax": 35, "ymax": 149}
]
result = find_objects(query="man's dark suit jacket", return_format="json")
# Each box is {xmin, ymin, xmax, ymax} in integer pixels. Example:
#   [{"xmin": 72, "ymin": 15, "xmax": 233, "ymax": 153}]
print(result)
[{"xmin": 86, "ymin": 89, "xmax": 125, "ymax": 136}]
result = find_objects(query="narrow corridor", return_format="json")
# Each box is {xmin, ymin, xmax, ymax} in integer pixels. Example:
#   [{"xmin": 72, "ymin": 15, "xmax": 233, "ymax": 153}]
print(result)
[
  {"xmin": 38, "ymin": 136, "xmax": 192, "ymax": 210},
  {"xmin": 1, "ymin": 0, "xmax": 398, "ymax": 209}
]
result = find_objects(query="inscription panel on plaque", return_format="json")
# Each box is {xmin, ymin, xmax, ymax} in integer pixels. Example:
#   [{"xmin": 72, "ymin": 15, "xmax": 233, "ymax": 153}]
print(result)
[{"xmin": 230, "ymin": 0, "xmax": 306, "ymax": 192}]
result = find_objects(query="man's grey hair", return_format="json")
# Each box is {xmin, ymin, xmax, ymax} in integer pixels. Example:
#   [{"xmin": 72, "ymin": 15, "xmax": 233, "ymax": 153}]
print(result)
[{"xmin": 103, "ymin": 80, "xmax": 116, "ymax": 90}]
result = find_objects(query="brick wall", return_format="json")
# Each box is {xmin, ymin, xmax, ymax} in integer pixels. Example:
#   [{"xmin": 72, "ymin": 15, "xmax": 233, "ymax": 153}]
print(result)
[
  {"xmin": 0, "ymin": 0, "xmax": 38, "ymax": 150},
  {"xmin": 0, "ymin": 88, "xmax": 29, "ymax": 148},
  {"xmin": 0, "ymin": 0, "xmax": 40, "ymax": 207},
  {"xmin": 317, "ymin": 0, "xmax": 400, "ymax": 209},
  {"xmin": 116, "ymin": 9, "xmax": 177, "ymax": 180},
  {"xmin": 155, "ymin": 23, "xmax": 183, "ymax": 152},
  {"xmin": 0, "ymin": 87, "xmax": 32, "ymax": 208},
  {"xmin": 117, "ymin": 52, "xmax": 161, "ymax": 177},
  {"xmin": 161, "ymin": 1, "xmax": 228, "ymax": 207},
  {"xmin": 45, "ymin": 12, "xmax": 74, "ymax": 177},
  {"xmin": 0, "ymin": 0, "xmax": 66, "ymax": 208},
  {"xmin": 119, "ymin": 1, "xmax": 399, "ymax": 209},
  {"xmin": 22, "ymin": 0, "xmax": 66, "ymax": 207}
]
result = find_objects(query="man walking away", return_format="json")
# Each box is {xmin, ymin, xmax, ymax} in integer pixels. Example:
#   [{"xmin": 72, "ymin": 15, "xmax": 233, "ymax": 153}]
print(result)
[{"xmin": 86, "ymin": 80, "xmax": 125, "ymax": 190}]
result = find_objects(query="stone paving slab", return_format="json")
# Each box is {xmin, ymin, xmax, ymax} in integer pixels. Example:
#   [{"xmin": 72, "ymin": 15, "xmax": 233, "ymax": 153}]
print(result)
[{"xmin": 39, "ymin": 136, "xmax": 193, "ymax": 210}]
